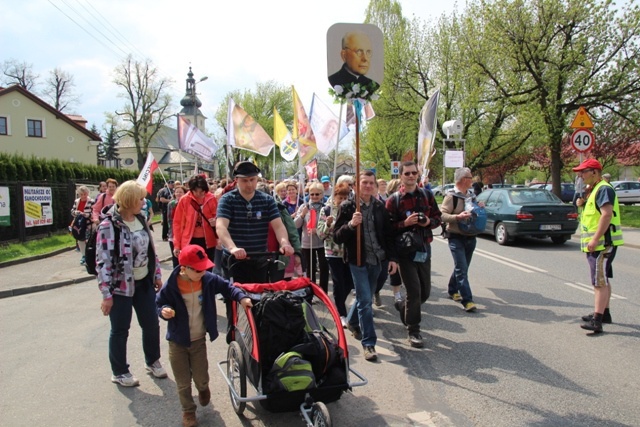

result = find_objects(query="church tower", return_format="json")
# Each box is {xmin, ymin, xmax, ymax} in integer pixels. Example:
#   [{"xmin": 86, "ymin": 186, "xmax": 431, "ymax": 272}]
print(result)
[{"xmin": 179, "ymin": 67, "xmax": 207, "ymax": 132}]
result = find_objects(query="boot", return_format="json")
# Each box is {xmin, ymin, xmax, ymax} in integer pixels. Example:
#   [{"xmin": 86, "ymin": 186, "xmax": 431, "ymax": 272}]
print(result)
[{"xmin": 580, "ymin": 318, "xmax": 603, "ymax": 333}]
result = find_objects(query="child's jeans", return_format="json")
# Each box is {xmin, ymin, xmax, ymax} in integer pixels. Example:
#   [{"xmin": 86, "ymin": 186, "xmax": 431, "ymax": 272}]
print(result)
[{"xmin": 168, "ymin": 338, "xmax": 209, "ymax": 412}]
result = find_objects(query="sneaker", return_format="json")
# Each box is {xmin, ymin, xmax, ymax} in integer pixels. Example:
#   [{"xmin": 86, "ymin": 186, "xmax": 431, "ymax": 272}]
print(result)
[
  {"xmin": 146, "ymin": 360, "xmax": 168, "ymax": 378},
  {"xmin": 198, "ymin": 387, "xmax": 211, "ymax": 406},
  {"xmin": 408, "ymin": 333, "xmax": 424, "ymax": 348},
  {"xmin": 464, "ymin": 302, "xmax": 477, "ymax": 312},
  {"xmin": 450, "ymin": 292, "xmax": 462, "ymax": 302},
  {"xmin": 111, "ymin": 372, "xmax": 139, "ymax": 387},
  {"xmin": 340, "ymin": 316, "xmax": 348, "ymax": 329},
  {"xmin": 347, "ymin": 323, "xmax": 362, "ymax": 340},
  {"xmin": 363, "ymin": 345, "xmax": 377, "ymax": 362},
  {"xmin": 394, "ymin": 297, "xmax": 404, "ymax": 313},
  {"xmin": 182, "ymin": 411, "xmax": 197, "ymax": 427},
  {"xmin": 373, "ymin": 292, "xmax": 382, "ymax": 307},
  {"xmin": 580, "ymin": 318, "xmax": 603, "ymax": 333},
  {"xmin": 581, "ymin": 312, "xmax": 612, "ymax": 324},
  {"xmin": 80, "ymin": 256, "xmax": 86, "ymax": 265}
]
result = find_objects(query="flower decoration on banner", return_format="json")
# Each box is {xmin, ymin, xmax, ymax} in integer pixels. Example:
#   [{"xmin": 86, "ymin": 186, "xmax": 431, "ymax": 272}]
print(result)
[{"xmin": 329, "ymin": 81, "xmax": 380, "ymax": 103}]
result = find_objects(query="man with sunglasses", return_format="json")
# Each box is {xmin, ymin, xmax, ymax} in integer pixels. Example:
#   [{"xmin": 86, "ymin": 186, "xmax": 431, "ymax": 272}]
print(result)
[
  {"xmin": 216, "ymin": 161, "xmax": 294, "ymax": 283},
  {"xmin": 573, "ymin": 158, "xmax": 624, "ymax": 333},
  {"xmin": 386, "ymin": 161, "xmax": 442, "ymax": 348}
]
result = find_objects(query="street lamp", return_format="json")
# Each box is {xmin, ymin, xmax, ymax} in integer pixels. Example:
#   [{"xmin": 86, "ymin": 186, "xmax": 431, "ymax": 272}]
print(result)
[{"xmin": 192, "ymin": 75, "xmax": 208, "ymax": 131}]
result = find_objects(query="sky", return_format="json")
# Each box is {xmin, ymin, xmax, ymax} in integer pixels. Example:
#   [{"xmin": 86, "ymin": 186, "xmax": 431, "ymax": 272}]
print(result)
[{"xmin": 1, "ymin": 0, "xmax": 458, "ymax": 138}]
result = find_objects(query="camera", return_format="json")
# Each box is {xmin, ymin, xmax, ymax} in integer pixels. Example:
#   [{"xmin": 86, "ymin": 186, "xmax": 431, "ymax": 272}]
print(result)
[{"xmin": 417, "ymin": 213, "xmax": 427, "ymax": 224}]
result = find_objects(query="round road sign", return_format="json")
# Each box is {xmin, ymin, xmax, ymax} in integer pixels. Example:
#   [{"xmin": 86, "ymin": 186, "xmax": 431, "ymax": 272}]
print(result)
[{"xmin": 570, "ymin": 129, "xmax": 595, "ymax": 153}]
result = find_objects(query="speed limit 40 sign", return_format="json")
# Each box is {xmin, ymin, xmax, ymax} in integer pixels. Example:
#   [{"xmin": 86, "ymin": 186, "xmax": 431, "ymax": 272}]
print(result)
[{"xmin": 571, "ymin": 129, "xmax": 595, "ymax": 153}]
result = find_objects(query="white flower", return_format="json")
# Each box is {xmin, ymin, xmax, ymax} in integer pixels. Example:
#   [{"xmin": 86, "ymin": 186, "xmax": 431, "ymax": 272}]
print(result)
[
  {"xmin": 333, "ymin": 85, "xmax": 344, "ymax": 95},
  {"xmin": 361, "ymin": 90, "xmax": 369, "ymax": 98},
  {"xmin": 346, "ymin": 91, "xmax": 354, "ymax": 99},
  {"xmin": 371, "ymin": 93, "xmax": 380, "ymax": 101},
  {"xmin": 352, "ymin": 83, "xmax": 361, "ymax": 94}
]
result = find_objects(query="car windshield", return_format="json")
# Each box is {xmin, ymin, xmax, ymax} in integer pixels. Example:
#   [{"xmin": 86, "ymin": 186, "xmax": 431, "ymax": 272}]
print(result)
[{"xmin": 508, "ymin": 189, "xmax": 560, "ymax": 204}]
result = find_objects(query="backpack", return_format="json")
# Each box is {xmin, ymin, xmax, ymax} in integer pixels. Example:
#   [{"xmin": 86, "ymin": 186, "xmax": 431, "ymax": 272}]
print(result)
[
  {"xmin": 454, "ymin": 197, "xmax": 487, "ymax": 235},
  {"xmin": 70, "ymin": 215, "xmax": 88, "ymax": 241},
  {"xmin": 265, "ymin": 351, "xmax": 316, "ymax": 393},
  {"xmin": 85, "ymin": 217, "xmax": 120, "ymax": 276},
  {"xmin": 291, "ymin": 329, "xmax": 340, "ymax": 383},
  {"xmin": 253, "ymin": 291, "xmax": 307, "ymax": 375}
]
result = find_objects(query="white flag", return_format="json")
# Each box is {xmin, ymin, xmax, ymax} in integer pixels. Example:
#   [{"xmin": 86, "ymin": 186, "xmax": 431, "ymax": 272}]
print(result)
[
  {"xmin": 309, "ymin": 93, "xmax": 349, "ymax": 154},
  {"xmin": 178, "ymin": 116, "xmax": 218, "ymax": 161}
]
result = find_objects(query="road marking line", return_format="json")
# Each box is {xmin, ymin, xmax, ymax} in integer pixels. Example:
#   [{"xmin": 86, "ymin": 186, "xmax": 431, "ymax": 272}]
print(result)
[
  {"xmin": 475, "ymin": 248, "xmax": 548, "ymax": 272},
  {"xmin": 564, "ymin": 282, "xmax": 627, "ymax": 300},
  {"xmin": 474, "ymin": 251, "xmax": 534, "ymax": 272}
]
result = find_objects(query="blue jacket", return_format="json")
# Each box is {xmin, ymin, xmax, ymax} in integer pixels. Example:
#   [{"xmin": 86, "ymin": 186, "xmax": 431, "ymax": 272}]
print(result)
[{"xmin": 156, "ymin": 267, "xmax": 248, "ymax": 347}]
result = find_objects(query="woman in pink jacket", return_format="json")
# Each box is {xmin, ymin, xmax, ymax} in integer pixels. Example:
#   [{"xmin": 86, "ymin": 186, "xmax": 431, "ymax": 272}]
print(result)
[{"xmin": 172, "ymin": 174, "xmax": 218, "ymax": 268}]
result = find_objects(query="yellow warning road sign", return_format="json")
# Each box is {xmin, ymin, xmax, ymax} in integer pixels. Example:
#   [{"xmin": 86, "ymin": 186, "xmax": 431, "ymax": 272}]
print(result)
[{"xmin": 570, "ymin": 106, "xmax": 594, "ymax": 129}]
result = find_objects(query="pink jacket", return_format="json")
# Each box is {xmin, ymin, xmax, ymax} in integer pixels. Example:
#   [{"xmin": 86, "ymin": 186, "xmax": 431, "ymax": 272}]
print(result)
[{"xmin": 172, "ymin": 191, "xmax": 218, "ymax": 251}]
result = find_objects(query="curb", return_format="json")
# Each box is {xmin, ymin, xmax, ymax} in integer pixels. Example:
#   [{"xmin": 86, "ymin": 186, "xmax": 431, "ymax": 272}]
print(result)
[
  {"xmin": 0, "ymin": 274, "xmax": 94, "ymax": 299},
  {"xmin": 0, "ymin": 256, "xmax": 173, "ymax": 300}
]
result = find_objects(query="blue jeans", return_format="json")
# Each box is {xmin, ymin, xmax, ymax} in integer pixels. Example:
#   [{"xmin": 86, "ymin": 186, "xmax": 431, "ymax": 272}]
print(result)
[
  {"xmin": 109, "ymin": 276, "xmax": 161, "ymax": 376},
  {"xmin": 347, "ymin": 263, "xmax": 381, "ymax": 347},
  {"xmin": 447, "ymin": 234, "xmax": 477, "ymax": 304}
]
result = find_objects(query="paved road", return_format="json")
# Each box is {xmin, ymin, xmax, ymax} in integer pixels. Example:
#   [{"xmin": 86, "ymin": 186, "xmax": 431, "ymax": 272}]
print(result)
[{"xmin": 1, "ymin": 229, "xmax": 639, "ymax": 426}]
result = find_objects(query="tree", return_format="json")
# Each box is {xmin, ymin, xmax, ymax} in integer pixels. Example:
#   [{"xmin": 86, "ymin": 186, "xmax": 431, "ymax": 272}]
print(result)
[
  {"xmin": 213, "ymin": 81, "xmax": 293, "ymax": 178},
  {"xmin": 112, "ymin": 55, "xmax": 173, "ymax": 170},
  {"xmin": 460, "ymin": 0, "xmax": 640, "ymax": 196},
  {"xmin": 98, "ymin": 122, "xmax": 120, "ymax": 167},
  {"xmin": 1, "ymin": 59, "xmax": 38, "ymax": 90},
  {"xmin": 42, "ymin": 68, "xmax": 79, "ymax": 112}
]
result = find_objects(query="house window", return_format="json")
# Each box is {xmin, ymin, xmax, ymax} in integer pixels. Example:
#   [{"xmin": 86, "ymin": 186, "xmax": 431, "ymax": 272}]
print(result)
[
  {"xmin": 27, "ymin": 119, "xmax": 43, "ymax": 137},
  {"xmin": 0, "ymin": 117, "xmax": 7, "ymax": 135}
]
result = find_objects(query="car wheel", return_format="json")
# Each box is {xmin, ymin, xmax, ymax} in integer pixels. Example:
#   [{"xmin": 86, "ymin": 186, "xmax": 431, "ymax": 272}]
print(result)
[
  {"xmin": 495, "ymin": 223, "xmax": 511, "ymax": 245},
  {"xmin": 551, "ymin": 235, "xmax": 569, "ymax": 244}
]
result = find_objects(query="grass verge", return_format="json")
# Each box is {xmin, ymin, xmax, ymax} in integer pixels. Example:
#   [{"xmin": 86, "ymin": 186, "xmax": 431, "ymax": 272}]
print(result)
[{"xmin": 0, "ymin": 233, "xmax": 76, "ymax": 263}]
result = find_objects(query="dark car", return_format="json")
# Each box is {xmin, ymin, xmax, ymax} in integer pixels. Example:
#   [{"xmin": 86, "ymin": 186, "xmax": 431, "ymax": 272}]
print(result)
[
  {"xmin": 476, "ymin": 188, "xmax": 579, "ymax": 245},
  {"xmin": 543, "ymin": 183, "xmax": 575, "ymax": 203}
]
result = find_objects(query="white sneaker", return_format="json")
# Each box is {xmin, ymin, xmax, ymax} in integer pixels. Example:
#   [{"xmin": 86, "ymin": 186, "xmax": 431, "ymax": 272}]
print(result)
[
  {"xmin": 146, "ymin": 360, "xmax": 168, "ymax": 378},
  {"xmin": 111, "ymin": 372, "xmax": 140, "ymax": 387},
  {"xmin": 340, "ymin": 316, "xmax": 348, "ymax": 328}
]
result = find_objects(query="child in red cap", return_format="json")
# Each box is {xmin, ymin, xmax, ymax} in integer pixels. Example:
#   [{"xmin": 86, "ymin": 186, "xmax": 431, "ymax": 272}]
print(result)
[{"xmin": 156, "ymin": 244, "xmax": 252, "ymax": 427}]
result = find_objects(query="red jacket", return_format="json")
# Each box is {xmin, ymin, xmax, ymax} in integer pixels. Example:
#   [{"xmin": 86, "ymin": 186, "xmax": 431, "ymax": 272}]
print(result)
[{"xmin": 172, "ymin": 191, "xmax": 218, "ymax": 250}]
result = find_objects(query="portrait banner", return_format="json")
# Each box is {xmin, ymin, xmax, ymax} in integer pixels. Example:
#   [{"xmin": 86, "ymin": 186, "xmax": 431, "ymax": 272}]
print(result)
[
  {"xmin": 228, "ymin": 98, "xmax": 275, "ymax": 156},
  {"xmin": 309, "ymin": 93, "xmax": 348, "ymax": 154}
]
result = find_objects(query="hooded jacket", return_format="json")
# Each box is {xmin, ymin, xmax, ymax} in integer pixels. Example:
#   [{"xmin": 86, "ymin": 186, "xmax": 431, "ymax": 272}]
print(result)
[
  {"xmin": 172, "ymin": 190, "xmax": 218, "ymax": 251},
  {"xmin": 97, "ymin": 204, "xmax": 161, "ymax": 299}
]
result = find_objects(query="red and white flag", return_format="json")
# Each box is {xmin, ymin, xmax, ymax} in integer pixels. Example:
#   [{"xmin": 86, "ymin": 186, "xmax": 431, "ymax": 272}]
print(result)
[{"xmin": 136, "ymin": 151, "xmax": 159, "ymax": 194}]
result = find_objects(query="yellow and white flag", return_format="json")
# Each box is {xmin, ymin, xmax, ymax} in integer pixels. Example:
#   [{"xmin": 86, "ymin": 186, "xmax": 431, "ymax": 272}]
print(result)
[{"xmin": 273, "ymin": 107, "xmax": 298, "ymax": 162}]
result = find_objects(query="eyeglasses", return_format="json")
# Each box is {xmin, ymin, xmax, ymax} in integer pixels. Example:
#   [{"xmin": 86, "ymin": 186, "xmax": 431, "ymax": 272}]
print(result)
[
  {"xmin": 186, "ymin": 266, "xmax": 205, "ymax": 274},
  {"xmin": 344, "ymin": 47, "xmax": 373, "ymax": 58},
  {"xmin": 309, "ymin": 193, "xmax": 322, "ymax": 196},
  {"xmin": 403, "ymin": 171, "xmax": 419, "ymax": 176}
]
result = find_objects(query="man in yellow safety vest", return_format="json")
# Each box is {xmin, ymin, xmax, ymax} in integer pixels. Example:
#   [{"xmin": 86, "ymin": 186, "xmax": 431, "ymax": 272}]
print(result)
[{"xmin": 573, "ymin": 158, "xmax": 624, "ymax": 333}]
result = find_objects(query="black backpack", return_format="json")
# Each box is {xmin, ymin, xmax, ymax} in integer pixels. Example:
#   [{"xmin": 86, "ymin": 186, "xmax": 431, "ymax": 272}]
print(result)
[
  {"xmin": 253, "ymin": 291, "xmax": 307, "ymax": 375},
  {"xmin": 85, "ymin": 217, "xmax": 120, "ymax": 276}
]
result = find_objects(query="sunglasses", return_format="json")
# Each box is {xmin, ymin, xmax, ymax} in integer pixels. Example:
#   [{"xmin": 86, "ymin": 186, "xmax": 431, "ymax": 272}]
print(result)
[
  {"xmin": 187, "ymin": 266, "xmax": 205, "ymax": 273},
  {"xmin": 309, "ymin": 193, "xmax": 322, "ymax": 196},
  {"xmin": 403, "ymin": 171, "xmax": 419, "ymax": 176}
]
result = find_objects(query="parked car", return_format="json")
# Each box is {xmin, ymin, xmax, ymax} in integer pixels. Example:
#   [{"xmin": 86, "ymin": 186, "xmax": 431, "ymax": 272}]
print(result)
[
  {"xmin": 611, "ymin": 181, "xmax": 640, "ymax": 205},
  {"xmin": 476, "ymin": 188, "xmax": 579, "ymax": 245},
  {"xmin": 543, "ymin": 183, "xmax": 575, "ymax": 203},
  {"xmin": 432, "ymin": 184, "xmax": 454, "ymax": 196}
]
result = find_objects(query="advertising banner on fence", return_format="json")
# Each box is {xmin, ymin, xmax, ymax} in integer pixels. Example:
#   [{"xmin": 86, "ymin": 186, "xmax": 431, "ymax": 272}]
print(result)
[
  {"xmin": 23, "ymin": 186, "xmax": 53, "ymax": 228},
  {"xmin": 0, "ymin": 187, "xmax": 10, "ymax": 226}
]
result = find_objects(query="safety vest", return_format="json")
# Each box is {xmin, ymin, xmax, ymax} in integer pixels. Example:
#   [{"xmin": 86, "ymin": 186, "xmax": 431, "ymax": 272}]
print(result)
[{"xmin": 580, "ymin": 180, "xmax": 624, "ymax": 252}]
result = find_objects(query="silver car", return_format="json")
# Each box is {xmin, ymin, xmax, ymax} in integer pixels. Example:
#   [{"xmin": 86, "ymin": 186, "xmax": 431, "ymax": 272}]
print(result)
[{"xmin": 611, "ymin": 181, "xmax": 640, "ymax": 205}]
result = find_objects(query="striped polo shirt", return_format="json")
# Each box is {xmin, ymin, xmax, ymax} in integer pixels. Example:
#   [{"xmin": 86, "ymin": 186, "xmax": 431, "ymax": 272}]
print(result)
[{"xmin": 217, "ymin": 189, "xmax": 280, "ymax": 252}]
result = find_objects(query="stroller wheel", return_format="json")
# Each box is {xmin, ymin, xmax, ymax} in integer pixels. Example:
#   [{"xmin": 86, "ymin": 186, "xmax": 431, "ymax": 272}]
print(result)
[
  {"xmin": 227, "ymin": 341, "xmax": 247, "ymax": 415},
  {"xmin": 311, "ymin": 402, "xmax": 332, "ymax": 427}
]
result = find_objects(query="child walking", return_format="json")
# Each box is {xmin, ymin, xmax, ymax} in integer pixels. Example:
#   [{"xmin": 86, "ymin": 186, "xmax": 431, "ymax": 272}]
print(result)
[{"xmin": 156, "ymin": 244, "xmax": 252, "ymax": 427}]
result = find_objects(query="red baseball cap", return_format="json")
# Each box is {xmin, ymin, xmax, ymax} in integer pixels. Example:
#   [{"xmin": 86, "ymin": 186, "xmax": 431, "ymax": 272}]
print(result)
[
  {"xmin": 178, "ymin": 245, "xmax": 214, "ymax": 271},
  {"xmin": 572, "ymin": 158, "xmax": 602, "ymax": 172}
]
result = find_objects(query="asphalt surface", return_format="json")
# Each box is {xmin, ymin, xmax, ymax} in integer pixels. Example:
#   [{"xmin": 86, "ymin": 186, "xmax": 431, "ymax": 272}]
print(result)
[{"xmin": 1, "ymin": 227, "xmax": 639, "ymax": 299}]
